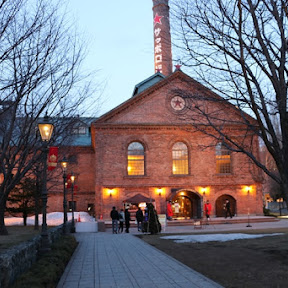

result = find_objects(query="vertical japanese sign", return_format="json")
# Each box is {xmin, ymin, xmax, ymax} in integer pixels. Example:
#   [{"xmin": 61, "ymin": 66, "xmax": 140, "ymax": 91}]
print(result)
[
  {"xmin": 152, "ymin": 0, "xmax": 172, "ymax": 76},
  {"xmin": 154, "ymin": 13, "xmax": 164, "ymax": 74}
]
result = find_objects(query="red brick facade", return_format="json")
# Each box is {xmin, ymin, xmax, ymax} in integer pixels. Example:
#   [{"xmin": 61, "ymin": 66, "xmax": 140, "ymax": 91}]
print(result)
[
  {"xmin": 45, "ymin": 70, "xmax": 263, "ymax": 220},
  {"xmin": 90, "ymin": 70, "xmax": 263, "ymax": 219},
  {"xmin": 43, "ymin": 69, "xmax": 264, "ymax": 222}
]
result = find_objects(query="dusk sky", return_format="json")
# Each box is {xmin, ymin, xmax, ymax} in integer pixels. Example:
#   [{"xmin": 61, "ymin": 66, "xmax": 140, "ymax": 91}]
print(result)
[{"xmin": 69, "ymin": 1, "xmax": 157, "ymax": 115}]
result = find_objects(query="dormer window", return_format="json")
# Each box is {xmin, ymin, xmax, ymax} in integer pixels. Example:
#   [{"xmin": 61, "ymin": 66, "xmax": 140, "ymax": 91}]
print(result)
[{"xmin": 72, "ymin": 126, "xmax": 86, "ymax": 135}]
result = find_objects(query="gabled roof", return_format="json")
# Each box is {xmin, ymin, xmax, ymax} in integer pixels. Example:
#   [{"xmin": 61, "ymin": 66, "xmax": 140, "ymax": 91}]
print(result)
[
  {"xmin": 132, "ymin": 72, "xmax": 165, "ymax": 97},
  {"xmin": 93, "ymin": 69, "xmax": 257, "ymax": 125}
]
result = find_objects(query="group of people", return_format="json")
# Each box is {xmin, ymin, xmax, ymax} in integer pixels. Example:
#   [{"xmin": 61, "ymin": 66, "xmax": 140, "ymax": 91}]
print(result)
[
  {"xmin": 166, "ymin": 198, "xmax": 233, "ymax": 221},
  {"xmin": 110, "ymin": 206, "xmax": 144, "ymax": 234}
]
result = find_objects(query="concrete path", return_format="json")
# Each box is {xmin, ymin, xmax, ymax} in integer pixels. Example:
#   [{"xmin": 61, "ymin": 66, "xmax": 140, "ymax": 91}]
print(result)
[
  {"xmin": 57, "ymin": 232, "xmax": 223, "ymax": 288},
  {"xmin": 57, "ymin": 218, "xmax": 288, "ymax": 288}
]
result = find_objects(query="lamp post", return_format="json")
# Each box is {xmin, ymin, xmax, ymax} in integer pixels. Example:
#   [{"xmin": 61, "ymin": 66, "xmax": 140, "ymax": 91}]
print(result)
[
  {"xmin": 70, "ymin": 173, "xmax": 75, "ymax": 233},
  {"xmin": 38, "ymin": 113, "xmax": 54, "ymax": 252},
  {"xmin": 246, "ymin": 186, "xmax": 252, "ymax": 228},
  {"xmin": 60, "ymin": 157, "xmax": 68, "ymax": 233}
]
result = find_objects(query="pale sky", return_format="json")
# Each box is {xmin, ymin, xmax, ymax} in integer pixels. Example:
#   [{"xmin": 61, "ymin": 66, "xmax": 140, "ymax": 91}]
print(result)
[{"xmin": 68, "ymin": 1, "xmax": 157, "ymax": 116}]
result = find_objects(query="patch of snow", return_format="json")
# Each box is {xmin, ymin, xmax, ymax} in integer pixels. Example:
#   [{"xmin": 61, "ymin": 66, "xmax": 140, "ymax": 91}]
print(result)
[
  {"xmin": 161, "ymin": 233, "xmax": 284, "ymax": 243},
  {"xmin": 4, "ymin": 212, "xmax": 95, "ymax": 226}
]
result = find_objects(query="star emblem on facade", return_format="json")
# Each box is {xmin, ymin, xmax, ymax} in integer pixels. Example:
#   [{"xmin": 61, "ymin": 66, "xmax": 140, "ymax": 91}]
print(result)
[
  {"xmin": 154, "ymin": 13, "xmax": 163, "ymax": 25},
  {"xmin": 170, "ymin": 96, "xmax": 185, "ymax": 111},
  {"xmin": 173, "ymin": 99, "xmax": 183, "ymax": 107},
  {"xmin": 175, "ymin": 64, "xmax": 182, "ymax": 70}
]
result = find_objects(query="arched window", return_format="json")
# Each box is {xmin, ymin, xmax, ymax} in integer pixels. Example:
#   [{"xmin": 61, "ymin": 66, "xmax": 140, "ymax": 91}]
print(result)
[
  {"xmin": 172, "ymin": 142, "xmax": 188, "ymax": 175},
  {"xmin": 127, "ymin": 142, "xmax": 145, "ymax": 176},
  {"xmin": 216, "ymin": 143, "xmax": 231, "ymax": 174}
]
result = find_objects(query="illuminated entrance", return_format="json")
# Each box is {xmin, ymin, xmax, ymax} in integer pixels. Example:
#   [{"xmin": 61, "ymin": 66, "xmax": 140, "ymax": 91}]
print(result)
[{"xmin": 171, "ymin": 190, "xmax": 201, "ymax": 219}]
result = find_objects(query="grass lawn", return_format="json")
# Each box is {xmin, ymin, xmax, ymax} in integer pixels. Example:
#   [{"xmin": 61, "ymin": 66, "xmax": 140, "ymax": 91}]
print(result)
[
  {"xmin": 0, "ymin": 226, "xmax": 40, "ymax": 252},
  {"xmin": 138, "ymin": 228, "xmax": 288, "ymax": 288}
]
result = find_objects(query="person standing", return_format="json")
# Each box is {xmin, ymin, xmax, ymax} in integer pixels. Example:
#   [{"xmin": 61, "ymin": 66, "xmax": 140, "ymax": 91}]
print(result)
[
  {"xmin": 110, "ymin": 206, "xmax": 119, "ymax": 234},
  {"xmin": 204, "ymin": 200, "xmax": 212, "ymax": 224},
  {"xmin": 167, "ymin": 201, "xmax": 173, "ymax": 220},
  {"xmin": 125, "ymin": 208, "xmax": 131, "ymax": 233},
  {"xmin": 136, "ymin": 207, "xmax": 144, "ymax": 232},
  {"xmin": 224, "ymin": 199, "xmax": 233, "ymax": 219},
  {"xmin": 118, "ymin": 209, "xmax": 125, "ymax": 233}
]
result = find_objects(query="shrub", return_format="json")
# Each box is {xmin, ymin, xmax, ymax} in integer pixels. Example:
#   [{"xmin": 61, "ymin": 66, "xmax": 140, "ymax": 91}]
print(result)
[{"xmin": 11, "ymin": 235, "xmax": 78, "ymax": 288}]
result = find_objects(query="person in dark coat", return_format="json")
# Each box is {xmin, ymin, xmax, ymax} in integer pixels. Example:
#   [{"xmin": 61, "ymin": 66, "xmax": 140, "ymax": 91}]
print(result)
[
  {"xmin": 125, "ymin": 208, "xmax": 131, "ymax": 233},
  {"xmin": 224, "ymin": 199, "xmax": 233, "ymax": 219},
  {"xmin": 110, "ymin": 206, "xmax": 119, "ymax": 234},
  {"xmin": 136, "ymin": 207, "xmax": 144, "ymax": 232}
]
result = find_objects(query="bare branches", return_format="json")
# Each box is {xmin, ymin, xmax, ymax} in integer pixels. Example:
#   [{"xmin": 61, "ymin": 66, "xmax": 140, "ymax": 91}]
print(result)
[
  {"xmin": 170, "ymin": 0, "xmax": 288, "ymax": 193},
  {"xmin": 0, "ymin": 0, "xmax": 101, "ymax": 234}
]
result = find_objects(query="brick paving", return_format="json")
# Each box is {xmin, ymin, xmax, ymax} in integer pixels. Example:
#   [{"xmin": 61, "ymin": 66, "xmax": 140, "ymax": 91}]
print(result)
[{"xmin": 57, "ymin": 218, "xmax": 288, "ymax": 288}]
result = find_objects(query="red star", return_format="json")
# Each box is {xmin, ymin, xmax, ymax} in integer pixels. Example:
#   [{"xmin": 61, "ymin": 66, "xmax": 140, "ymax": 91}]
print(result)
[
  {"xmin": 173, "ymin": 99, "xmax": 183, "ymax": 108},
  {"xmin": 175, "ymin": 64, "xmax": 182, "ymax": 70},
  {"xmin": 154, "ymin": 13, "xmax": 163, "ymax": 25}
]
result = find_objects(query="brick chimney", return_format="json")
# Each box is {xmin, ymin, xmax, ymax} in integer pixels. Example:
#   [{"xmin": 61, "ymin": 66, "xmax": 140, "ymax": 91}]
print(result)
[{"xmin": 152, "ymin": 0, "xmax": 172, "ymax": 76}]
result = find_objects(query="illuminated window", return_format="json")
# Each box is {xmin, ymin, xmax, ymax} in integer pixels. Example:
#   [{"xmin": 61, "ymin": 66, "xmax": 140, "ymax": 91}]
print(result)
[
  {"xmin": 172, "ymin": 142, "xmax": 188, "ymax": 175},
  {"xmin": 216, "ymin": 143, "xmax": 231, "ymax": 174},
  {"xmin": 127, "ymin": 142, "xmax": 145, "ymax": 176}
]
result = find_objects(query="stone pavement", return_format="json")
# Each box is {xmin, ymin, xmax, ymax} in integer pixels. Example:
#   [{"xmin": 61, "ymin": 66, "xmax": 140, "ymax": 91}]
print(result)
[{"xmin": 57, "ymin": 218, "xmax": 288, "ymax": 288}]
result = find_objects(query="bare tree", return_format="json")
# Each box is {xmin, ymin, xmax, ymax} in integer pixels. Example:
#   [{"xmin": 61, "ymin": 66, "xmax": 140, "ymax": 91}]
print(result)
[
  {"xmin": 0, "ymin": 0, "xmax": 99, "ymax": 235},
  {"xmin": 170, "ymin": 0, "xmax": 288, "ymax": 204}
]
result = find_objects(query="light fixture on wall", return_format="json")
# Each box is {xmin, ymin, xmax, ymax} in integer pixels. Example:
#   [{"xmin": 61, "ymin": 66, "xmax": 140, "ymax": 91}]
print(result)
[
  {"xmin": 108, "ymin": 189, "xmax": 113, "ymax": 197},
  {"xmin": 157, "ymin": 188, "xmax": 162, "ymax": 196},
  {"xmin": 201, "ymin": 187, "xmax": 207, "ymax": 195},
  {"xmin": 245, "ymin": 186, "xmax": 252, "ymax": 194}
]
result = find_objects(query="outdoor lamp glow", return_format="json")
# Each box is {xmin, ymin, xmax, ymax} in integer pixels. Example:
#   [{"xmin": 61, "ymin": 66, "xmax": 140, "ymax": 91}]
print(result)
[
  {"xmin": 71, "ymin": 174, "xmax": 75, "ymax": 183},
  {"xmin": 38, "ymin": 114, "xmax": 54, "ymax": 141},
  {"xmin": 60, "ymin": 157, "xmax": 69, "ymax": 172}
]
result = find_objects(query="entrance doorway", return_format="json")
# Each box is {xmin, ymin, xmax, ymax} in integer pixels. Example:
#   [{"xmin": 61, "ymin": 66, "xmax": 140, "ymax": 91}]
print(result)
[
  {"xmin": 215, "ymin": 194, "xmax": 236, "ymax": 217},
  {"xmin": 171, "ymin": 191, "xmax": 201, "ymax": 219}
]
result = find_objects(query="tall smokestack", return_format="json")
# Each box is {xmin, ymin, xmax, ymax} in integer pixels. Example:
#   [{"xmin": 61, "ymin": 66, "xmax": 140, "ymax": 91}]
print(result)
[{"xmin": 152, "ymin": 0, "xmax": 172, "ymax": 76}]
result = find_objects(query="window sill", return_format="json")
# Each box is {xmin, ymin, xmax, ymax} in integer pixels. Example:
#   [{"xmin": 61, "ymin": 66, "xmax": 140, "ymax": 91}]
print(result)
[
  {"xmin": 214, "ymin": 173, "xmax": 234, "ymax": 177},
  {"xmin": 123, "ymin": 175, "xmax": 150, "ymax": 179},
  {"xmin": 170, "ymin": 174, "xmax": 192, "ymax": 177}
]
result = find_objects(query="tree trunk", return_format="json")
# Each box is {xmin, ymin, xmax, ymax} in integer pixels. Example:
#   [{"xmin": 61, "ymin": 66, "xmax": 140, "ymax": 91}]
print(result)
[
  {"xmin": 23, "ymin": 211, "xmax": 27, "ymax": 226},
  {"xmin": 0, "ymin": 198, "xmax": 8, "ymax": 235}
]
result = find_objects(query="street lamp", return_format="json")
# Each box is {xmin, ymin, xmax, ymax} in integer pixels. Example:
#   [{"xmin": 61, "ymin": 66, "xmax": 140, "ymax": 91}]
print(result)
[
  {"xmin": 60, "ymin": 157, "xmax": 69, "ymax": 233},
  {"xmin": 246, "ymin": 186, "xmax": 252, "ymax": 228},
  {"xmin": 70, "ymin": 172, "xmax": 76, "ymax": 233},
  {"xmin": 38, "ymin": 113, "xmax": 54, "ymax": 252}
]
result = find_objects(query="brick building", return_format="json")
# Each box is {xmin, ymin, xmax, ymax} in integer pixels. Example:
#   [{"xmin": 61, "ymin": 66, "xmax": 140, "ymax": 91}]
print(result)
[{"xmin": 46, "ymin": 0, "xmax": 263, "ymax": 220}]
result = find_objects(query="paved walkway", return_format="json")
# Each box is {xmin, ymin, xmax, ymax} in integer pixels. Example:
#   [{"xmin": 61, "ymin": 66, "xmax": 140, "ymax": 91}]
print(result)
[{"xmin": 57, "ymin": 218, "xmax": 288, "ymax": 288}]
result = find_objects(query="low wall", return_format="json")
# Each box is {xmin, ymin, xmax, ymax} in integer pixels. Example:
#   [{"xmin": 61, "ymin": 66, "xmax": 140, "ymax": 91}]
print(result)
[{"xmin": 0, "ymin": 223, "xmax": 68, "ymax": 288}]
